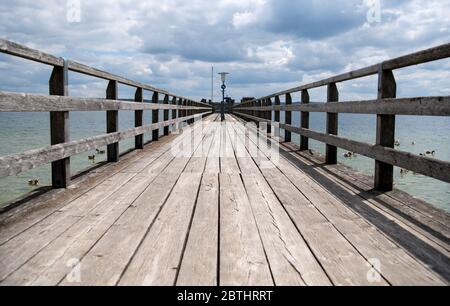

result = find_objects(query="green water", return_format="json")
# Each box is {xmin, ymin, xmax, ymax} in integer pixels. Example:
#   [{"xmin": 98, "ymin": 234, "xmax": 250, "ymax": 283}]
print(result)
[
  {"xmin": 0, "ymin": 111, "xmax": 449, "ymax": 212},
  {"xmin": 0, "ymin": 111, "xmax": 164, "ymax": 206}
]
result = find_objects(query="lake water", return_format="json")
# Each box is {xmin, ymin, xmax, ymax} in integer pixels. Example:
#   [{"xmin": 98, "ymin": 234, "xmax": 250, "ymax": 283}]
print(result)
[{"xmin": 0, "ymin": 111, "xmax": 449, "ymax": 212}]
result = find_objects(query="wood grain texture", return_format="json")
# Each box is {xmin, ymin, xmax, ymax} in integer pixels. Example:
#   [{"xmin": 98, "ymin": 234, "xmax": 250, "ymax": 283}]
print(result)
[
  {"xmin": 219, "ymin": 173, "xmax": 273, "ymax": 286},
  {"xmin": 0, "ymin": 114, "xmax": 448, "ymax": 286},
  {"xmin": 177, "ymin": 174, "xmax": 219, "ymax": 286},
  {"xmin": 232, "ymin": 112, "xmax": 450, "ymax": 184}
]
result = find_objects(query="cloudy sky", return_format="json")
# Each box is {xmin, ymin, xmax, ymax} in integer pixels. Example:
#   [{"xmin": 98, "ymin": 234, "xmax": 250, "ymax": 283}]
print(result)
[{"xmin": 0, "ymin": 0, "xmax": 449, "ymax": 102}]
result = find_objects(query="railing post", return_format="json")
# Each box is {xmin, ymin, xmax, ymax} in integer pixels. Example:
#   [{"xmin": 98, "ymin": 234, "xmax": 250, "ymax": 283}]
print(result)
[
  {"xmin": 267, "ymin": 98, "xmax": 272, "ymax": 135},
  {"xmin": 375, "ymin": 66, "xmax": 397, "ymax": 191},
  {"xmin": 285, "ymin": 93, "xmax": 292, "ymax": 142},
  {"xmin": 152, "ymin": 92, "xmax": 159, "ymax": 141},
  {"xmin": 251, "ymin": 101, "xmax": 255, "ymax": 122},
  {"xmin": 300, "ymin": 89, "xmax": 310, "ymax": 151},
  {"xmin": 326, "ymin": 83, "xmax": 339, "ymax": 164},
  {"xmin": 163, "ymin": 94, "xmax": 170, "ymax": 136},
  {"xmin": 186, "ymin": 100, "xmax": 190, "ymax": 124},
  {"xmin": 106, "ymin": 80, "xmax": 119, "ymax": 162},
  {"xmin": 135, "ymin": 87, "xmax": 144, "ymax": 150},
  {"xmin": 256, "ymin": 100, "xmax": 262, "ymax": 128},
  {"xmin": 172, "ymin": 96, "xmax": 177, "ymax": 133},
  {"xmin": 274, "ymin": 96, "xmax": 280, "ymax": 138},
  {"xmin": 49, "ymin": 60, "xmax": 70, "ymax": 188},
  {"xmin": 182, "ymin": 99, "xmax": 187, "ymax": 127},
  {"xmin": 177, "ymin": 98, "xmax": 183, "ymax": 130}
]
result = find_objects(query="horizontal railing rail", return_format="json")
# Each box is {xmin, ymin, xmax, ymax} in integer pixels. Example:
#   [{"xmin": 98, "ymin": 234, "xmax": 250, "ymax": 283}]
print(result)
[
  {"xmin": 0, "ymin": 38, "xmax": 213, "ymax": 188},
  {"xmin": 0, "ymin": 91, "xmax": 212, "ymax": 112},
  {"xmin": 0, "ymin": 39, "xmax": 211, "ymax": 106},
  {"xmin": 233, "ymin": 42, "xmax": 450, "ymax": 191},
  {"xmin": 237, "ymin": 43, "xmax": 450, "ymax": 103},
  {"xmin": 0, "ymin": 114, "xmax": 204, "ymax": 178}
]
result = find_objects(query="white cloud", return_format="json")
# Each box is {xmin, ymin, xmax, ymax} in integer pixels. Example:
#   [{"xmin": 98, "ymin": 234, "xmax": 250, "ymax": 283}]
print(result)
[{"xmin": 0, "ymin": 0, "xmax": 449, "ymax": 101}]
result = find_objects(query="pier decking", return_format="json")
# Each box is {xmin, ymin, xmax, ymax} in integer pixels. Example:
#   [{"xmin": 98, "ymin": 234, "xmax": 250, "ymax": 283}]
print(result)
[
  {"xmin": 1, "ymin": 39, "xmax": 450, "ymax": 286},
  {"xmin": 0, "ymin": 114, "xmax": 448, "ymax": 286}
]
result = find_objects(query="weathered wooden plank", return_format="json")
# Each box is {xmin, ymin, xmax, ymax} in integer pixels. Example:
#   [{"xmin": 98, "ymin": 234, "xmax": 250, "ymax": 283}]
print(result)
[
  {"xmin": 285, "ymin": 146, "xmax": 450, "ymax": 245},
  {"xmin": 232, "ymin": 112, "xmax": 450, "ymax": 184},
  {"xmin": 49, "ymin": 61, "xmax": 70, "ymax": 188},
  {"xmin": 177, "ymin": 174, "xmax": 219, "ymax": 286},
  {"xmin": 230, "ymin": 122, "xmax": 383, "ymax": 285},
  {"xmin": 55, "ymin": 120, "xmax": 208, "ymax": 286},
  {"xmin": 382, "ymin": 43, "xmax": 450, "ymax": 70},
  {"xmin": 0, "ymin": 134, "xmax": 178, "ymax": 247},
  {"xmin": 236, "ymin": 118, "xmax": 450, "ymax": 284},
  {"xmin": 1, "ymin": 155, "xmax": 174, "ymax": 285},
  {"xmin": 241, "ymin": 171, "xmax": 331, "ymax": 285},
  {"xmin": 118, "ymin": 172, "xmax": 203, "ymax": 286},
  {"xmin": 375, "ymin": 67, "xmax": 397, "ymax": 191},
  {"xmin": 0, "ymin": 38, "xmax": 64, "ymax": 67},
  {"xmin": 0, "ymin": 91, "xmax": 211, "ymax": 112},
  {"xmin": 219, "ymin": 173, "xmax": 273, "ymax": 286},
  {"xmin": 231, "ymin": 115, "xmax": 450, "ymax": 284},
  {"xmin": 0, "ymin": 171, "xmax": 136, "ymax": 282},
  {"xmin": 274, "ymin": 155, "xmax": 446, "ymax": 285},
  {"xmin": 280, "ymin": 146, "xmax": 450, "ymax": 283}
]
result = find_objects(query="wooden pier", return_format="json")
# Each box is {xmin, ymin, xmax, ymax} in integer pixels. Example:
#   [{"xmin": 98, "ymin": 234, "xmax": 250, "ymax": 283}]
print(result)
[{"xmin": 0, "ymin": 40, "xmax": 449, "ymax": 286}]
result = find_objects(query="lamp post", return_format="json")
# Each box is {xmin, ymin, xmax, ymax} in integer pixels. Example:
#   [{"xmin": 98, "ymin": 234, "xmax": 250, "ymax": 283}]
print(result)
[{"xmin": 218, "ymin": 72, "xmax": 229, "ymax": 122}]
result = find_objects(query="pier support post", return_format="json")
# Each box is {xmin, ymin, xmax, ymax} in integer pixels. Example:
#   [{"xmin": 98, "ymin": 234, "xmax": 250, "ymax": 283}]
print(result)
[
  {"xmin": 163, "ymin": 94, "xmax": 170, "ymax": 136},
  {"xmin": 300, "ymin": 89, "xmax": 310, "ymax": 151},
  {"xmin": 326, "ymin": 83, "xmax": 339, "ymax": 164},
  {"xmin": 135, "ymin": 87, "xmax": 144, "ymax": 150},
  {"xmin": 375, "ymin": 67, "xmax": 397, "ymax": 191},
  {"xmin": 274, "ymin": 96, "xmax": 281, "ymax": 138},
  {"xmin": 106, "ymin": 80, "xmax": 119, "ymax": 162},
  {"xmin": 267, "ymin": 98, "xmax": 272, "ymax": 136},
  {"xmin": 49, "ymin": 61, "xmax": 70, "ymax": 188},
  {"xmin": 285, "ymin": 93, "xmax": 292, "ymax": 142},
  {"xmin": 152, "ymin": 92, "xmax": 159, "ymax": 141}
]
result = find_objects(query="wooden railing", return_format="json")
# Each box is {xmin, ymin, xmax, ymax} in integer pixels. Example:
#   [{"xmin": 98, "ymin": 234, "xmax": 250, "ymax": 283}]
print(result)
[
  {"xmin": 0, "ymin": 39, "xmax": 212, "ymax": 188},
  {"xmin": 232, "ymin": 43, "xmax": 450, "ymax": 191}
]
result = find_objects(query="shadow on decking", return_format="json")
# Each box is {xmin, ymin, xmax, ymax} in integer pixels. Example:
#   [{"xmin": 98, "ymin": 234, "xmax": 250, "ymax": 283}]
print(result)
[{"xmin": 273, "ymin": 140, "xmax": 450, "ymax": 283}]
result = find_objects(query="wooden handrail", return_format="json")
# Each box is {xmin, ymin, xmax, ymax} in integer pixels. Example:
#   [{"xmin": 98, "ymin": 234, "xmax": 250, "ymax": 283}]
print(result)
[
  {"xmin": 232, "ymin": 43, "xmax": 450, "ymax": 192},
  {"xmin": 233, "ymin": 111, "xmax": 450, "ymax": 184},
  {"xmin": 236, "ymin": 43, "xmax": 450, "ymax": 105},
  {"xmin": 233, "ymin": 96, "xmax": 450, "ymax": 116},
  {"xmin": 0, "ymin": 91, "xmax": 211, "ymax": 113},
  {"xmin": 0, "ymin": 38, "xmax": 211, "ymax": 107},
  {"xmin": 0, "ymin": 38, "xmax": 213, "ymax": 188},
  {"xmin": 0, "ymin": 113, "xmax": 209, "ymax": 178}
]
